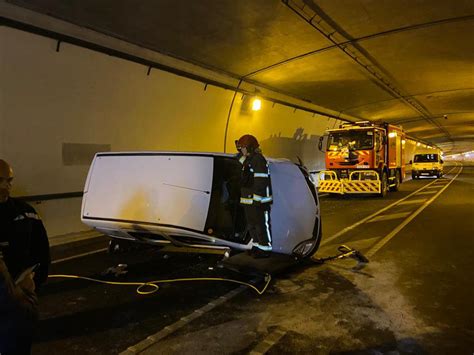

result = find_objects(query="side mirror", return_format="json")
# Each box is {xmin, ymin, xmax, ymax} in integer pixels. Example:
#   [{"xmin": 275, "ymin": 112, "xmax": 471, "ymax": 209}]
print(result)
[
  {"xmin": 318, "ymin": 136, "xmax": 325, "ymax": 152},
  {"xmin": 409, "ymin": 160, "xmax": 412, "ymax": 164},
  {"xmin": 296, "ymin": 156, "xmax": 308, "ymax": 173},
  {"xmin": 376, "ymin": 136, "xmax": 385, "ymax": 152}
]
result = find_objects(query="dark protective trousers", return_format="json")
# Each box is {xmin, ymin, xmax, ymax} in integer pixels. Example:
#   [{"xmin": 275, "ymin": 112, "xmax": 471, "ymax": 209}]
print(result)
[{"xmin": 244, "ymin": 204, "xmax": 272, "ymax": 247}]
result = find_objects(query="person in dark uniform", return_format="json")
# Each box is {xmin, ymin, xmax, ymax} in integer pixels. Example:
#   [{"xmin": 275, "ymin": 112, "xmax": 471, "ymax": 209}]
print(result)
[
  {"xmin": 0, "ymin": 159, "xmax": 50, "ymax": 288},
  {"xmin": 0, "ymin": 159, "xmax": 49, "ymax": 354},
  {"xmin": 0, "ymin": 255, "xmax": 38, "ymax": 354},
  {"xmin": 235, "ymin": 135, "xmax": 273, "ymax": 258}
]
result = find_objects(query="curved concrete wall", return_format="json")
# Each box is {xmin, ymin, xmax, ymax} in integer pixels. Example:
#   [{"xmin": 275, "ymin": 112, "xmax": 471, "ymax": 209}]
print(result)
[{"xmin": 1, "ymin": 27, "xmax": 337, "ymax": 237}]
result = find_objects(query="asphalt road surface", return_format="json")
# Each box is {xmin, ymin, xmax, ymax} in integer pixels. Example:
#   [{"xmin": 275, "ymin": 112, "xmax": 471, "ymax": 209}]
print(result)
[{"xmin": 32, "ymin": 164, "xmax": 473, "ymax": 354}]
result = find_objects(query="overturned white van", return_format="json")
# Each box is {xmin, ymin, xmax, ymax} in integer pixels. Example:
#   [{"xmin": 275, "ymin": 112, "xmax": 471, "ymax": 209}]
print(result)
[{"xmin": 81, "ymin": 152, "xmax": 321, "ymax": 258}]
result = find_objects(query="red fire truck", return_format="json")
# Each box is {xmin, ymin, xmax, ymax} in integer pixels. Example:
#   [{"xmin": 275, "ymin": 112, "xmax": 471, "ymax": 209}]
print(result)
[{"xmin": 317, "ymin": 121, "xmax": 405, "ymax": 196}]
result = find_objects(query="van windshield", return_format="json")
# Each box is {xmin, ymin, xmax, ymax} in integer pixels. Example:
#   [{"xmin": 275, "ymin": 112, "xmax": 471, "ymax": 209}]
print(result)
[{"xmin": 414, "ymin": 154, "xmax": 439, "ymax": 162}]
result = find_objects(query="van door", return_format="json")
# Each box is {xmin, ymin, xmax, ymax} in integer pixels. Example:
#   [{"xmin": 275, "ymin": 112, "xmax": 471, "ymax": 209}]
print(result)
[{"xmin": 82, "ymin": 153, "xmax": 213, "ymax": 232}]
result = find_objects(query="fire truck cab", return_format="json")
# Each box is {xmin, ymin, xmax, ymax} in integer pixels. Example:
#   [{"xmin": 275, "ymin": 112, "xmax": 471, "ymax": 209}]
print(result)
[{"xmin": 318, "ymin": 121, "xmax": 405, "ymax": 196}]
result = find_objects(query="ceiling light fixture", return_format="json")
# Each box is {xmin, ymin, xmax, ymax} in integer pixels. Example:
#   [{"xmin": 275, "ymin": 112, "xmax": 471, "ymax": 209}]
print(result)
[{"xmin": 252, "ymin": 98, "xmax": 262, "ymax": 111}]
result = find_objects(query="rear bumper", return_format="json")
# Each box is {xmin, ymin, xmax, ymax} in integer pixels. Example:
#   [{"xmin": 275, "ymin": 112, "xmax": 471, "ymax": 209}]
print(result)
[
  {"xmin": 412, "ymin": 169, "xmax": 441, "ymax": 176},
  {"xmin": 318, "ymin": 179, "xmax": 381, "ymax": 194}
]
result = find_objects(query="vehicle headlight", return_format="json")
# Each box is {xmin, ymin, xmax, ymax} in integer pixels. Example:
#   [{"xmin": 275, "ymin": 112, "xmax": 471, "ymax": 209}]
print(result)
[{"xmin": 293, "ymin": 239, "xmax": 316, "ymax": 258}]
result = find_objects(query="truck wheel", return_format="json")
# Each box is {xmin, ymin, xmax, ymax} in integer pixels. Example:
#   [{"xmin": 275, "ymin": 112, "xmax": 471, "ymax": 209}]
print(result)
[
  {"xmin": 390, "ymin": 170, "xmax": 400, "ymax": 192},
  {"xmin": 379, "ymin": 172, "xmax": 388, "ymax": 197}
]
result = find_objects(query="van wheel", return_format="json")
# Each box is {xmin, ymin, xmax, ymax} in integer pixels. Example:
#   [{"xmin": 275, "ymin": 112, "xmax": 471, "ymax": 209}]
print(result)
[
  {"xmin": 108, "ymin": 240, "xmax": 120, "ymax": 254},
  {"xmin": 108, "ymin": 239, "xmax": 132, "ymax": 254},
  {"xmin": 379, "ymin": 172, "xmax": 388, "ymax": 197},
  {"xmin": 390, "ymin": 170, "xmax": 400, "ymax": 192}
]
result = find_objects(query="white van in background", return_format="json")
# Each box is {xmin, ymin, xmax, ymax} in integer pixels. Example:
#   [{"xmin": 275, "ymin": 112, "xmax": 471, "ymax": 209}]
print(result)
[{"xmin": 410, "ymin": 153, "xmax": 444, "ymax": 179}]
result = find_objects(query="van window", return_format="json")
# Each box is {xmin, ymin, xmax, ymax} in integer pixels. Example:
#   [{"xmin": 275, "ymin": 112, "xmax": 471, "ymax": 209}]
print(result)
[
  {"xmin": 414, "ymin": 154, "xmax": 439, "ymax": 163},
  {"xmin": 204, "ymin": 157, "xmax": 246, "ymax": 240}
]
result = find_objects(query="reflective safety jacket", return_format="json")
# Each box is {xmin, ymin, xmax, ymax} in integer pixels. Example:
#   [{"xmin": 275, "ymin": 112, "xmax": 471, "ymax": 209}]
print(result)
[{"xmin": 238, "ymin": 152, "xmax": 273, "ymax": 205}]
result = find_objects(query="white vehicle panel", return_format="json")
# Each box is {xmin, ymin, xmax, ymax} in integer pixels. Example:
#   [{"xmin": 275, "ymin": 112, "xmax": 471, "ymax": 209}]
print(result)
[
  {"xmin": 270, "ymin": 160, "xmax": 317, "ymax": 254},
  {"xmin": 82, "ymin": 154, "xmax": 213, "ymax": 232},
  {"xmin": 81, "ymin": 152, "xmax": 321, "ymax": 257}
]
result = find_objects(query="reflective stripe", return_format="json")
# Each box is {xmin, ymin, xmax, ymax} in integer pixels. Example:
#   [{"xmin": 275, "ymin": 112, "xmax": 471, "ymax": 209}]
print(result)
[
  {"xmin": 13, "ymin": 213, "xmax": 40, "ymax": 221},
  {"xmin": 25, "ymin": 212, "xmax": 40, "ymax": 220},
  {"xmin": 264, "ymin": 210, "xmax": 271, "ymax": 243},
  {"xmin": 253, "ymin": 242, "xmax": 272, "ymax": 251},
  {"xmin": 254, "ymin": 173, "xmax": 269, "ymax": 178},
  {"xmin": 253, "ymin": 195, "xmax": 273, "ymax": 203},
  {"xmin": 239, "ymin": 156, "xmax": 246, "ymax": 164},
  {"xmin": 240, "ymin": 197, "xmax": 253, "ymax": 205}
]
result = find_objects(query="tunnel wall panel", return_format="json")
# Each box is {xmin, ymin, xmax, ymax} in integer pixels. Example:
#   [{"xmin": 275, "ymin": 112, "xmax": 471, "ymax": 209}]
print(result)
[{"xmin": 1, "ymin": 26, "xmax": 336, "ymax": 237}]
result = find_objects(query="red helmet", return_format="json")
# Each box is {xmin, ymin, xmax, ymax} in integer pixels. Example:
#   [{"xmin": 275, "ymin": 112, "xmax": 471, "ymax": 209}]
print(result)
[{"xmin": 237, "ymin": 134, "xmax": 259, "ymax": 149}]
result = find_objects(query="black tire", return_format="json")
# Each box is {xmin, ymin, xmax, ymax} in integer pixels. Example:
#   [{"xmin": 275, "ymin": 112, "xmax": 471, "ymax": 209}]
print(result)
[
  {"xmin": 412, "ymin": 173, "xmax": 416, "ymax": 180},
  {"xmin": 108, "ymin": 239, "xmax": 120, "ymax": 254},
  {"xmin": 379, "ymin": 172, "xmax": 388, "ymax": 197},
  {"xmin": 390, "ymin": 170, "xmax": 400, "ymax": 192},
  {"xmin": 108, "ymin": 239, "xmax": 134, "ymax": 254}
]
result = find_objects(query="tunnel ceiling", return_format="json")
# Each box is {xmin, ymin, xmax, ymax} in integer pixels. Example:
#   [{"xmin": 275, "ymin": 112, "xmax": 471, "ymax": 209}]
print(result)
[{"xmin": 6, "ymin": 0, "xmax": 474, "ymax": 154}]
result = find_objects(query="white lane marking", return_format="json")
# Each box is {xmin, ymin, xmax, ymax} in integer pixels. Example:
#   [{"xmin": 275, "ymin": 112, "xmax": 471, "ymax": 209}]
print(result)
[
  {"xmin": 121, "ymin": 286, "xmax": 248, "ymax": 354},
  {"xmin": 321, "ymin": 164, "xmax": 462, "ymax": 246},
  {"xmin": 424, "ymin": 185, "xmax": 443, "ymax": 189},
  {"xmin": 366, "ymin": 166, "xmax": 463, "ymax": 258},
  {"xmin": 397, "ymin": 199, "xmax": 427, "ymax": 205},
  {"xmin": 415, "ymin": 190, "xmax": 438, "ymax": 195},
  {"xmin": 321, "ymin": 179, "xmax": 440, "ymax": 246},
  {"xmin": 319, "ymin": 236, "xmax": 381, "ymax": 252},
  {"xmin": 249, "ymin": 327, "xmax": 288, "ymax": 355},
  {"xmin": 51, "ymin": 248, "xmax": 108, "ymax": 264},
  {"xmin": 367, "ymin": 212, "xmax": 411, "ymax": 223}
]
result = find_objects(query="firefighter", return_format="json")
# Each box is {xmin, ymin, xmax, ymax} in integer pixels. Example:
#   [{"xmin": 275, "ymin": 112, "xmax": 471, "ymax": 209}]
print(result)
[
  {"xmin": 235, "ymin": 135, "xmax": 273, "ymax": 258},
  {"xmin": 0, "ymin": 159, "xmax": 50, "ymax": 289}
]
